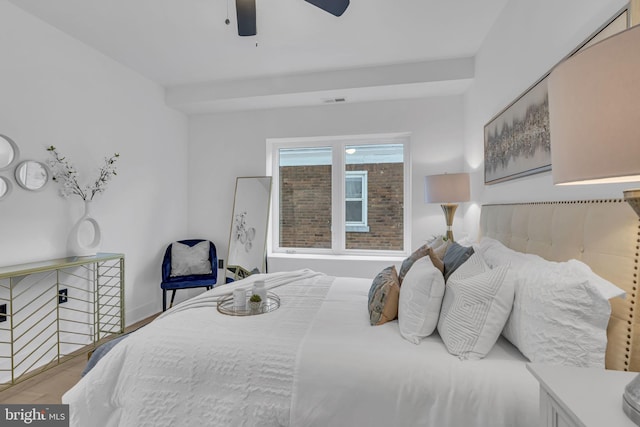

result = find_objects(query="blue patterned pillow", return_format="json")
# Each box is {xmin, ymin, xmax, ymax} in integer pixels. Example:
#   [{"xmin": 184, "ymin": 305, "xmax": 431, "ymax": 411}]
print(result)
[
  {"xmin": 368, "ymin": 266, "xmax": 400, "ymax": 326},
  {"xmin": 443, "ymin": 242, "xmax": 474, "ymax": 281}
]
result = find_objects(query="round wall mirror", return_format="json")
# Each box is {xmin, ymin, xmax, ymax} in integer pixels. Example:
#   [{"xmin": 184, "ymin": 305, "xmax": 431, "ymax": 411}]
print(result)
[
  {"xmin": 0, "ymin": 176, "xmax": 12, "ymax": 200},
  {"xmin": 15, "ymin": 160, "xmax": 49, "ymax": 191},
  {"xmin": 0, "ymin": 134, "xmax": 19, "ymax": 171}
]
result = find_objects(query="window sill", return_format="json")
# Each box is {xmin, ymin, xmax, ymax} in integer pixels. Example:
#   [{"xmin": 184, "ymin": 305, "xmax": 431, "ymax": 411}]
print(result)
[
  {"xmin": 345, "ymin": 225, "xmax": 370, "ymax": 233},
  {"xmin": 268, "ymin": 252, "xmax": 405, "ymax": 262}
]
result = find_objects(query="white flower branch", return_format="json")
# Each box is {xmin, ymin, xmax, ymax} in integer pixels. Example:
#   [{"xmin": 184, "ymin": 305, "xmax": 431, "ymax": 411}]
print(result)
[{"xmin": 46, "ymin": 146, "xmax": 120, "ymax": 201}]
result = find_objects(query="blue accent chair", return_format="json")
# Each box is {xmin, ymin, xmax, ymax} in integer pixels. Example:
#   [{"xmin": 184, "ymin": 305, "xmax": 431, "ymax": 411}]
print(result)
[{"xmin": 160, "ymin": 239, "xmax": 218, "ymax": 311}]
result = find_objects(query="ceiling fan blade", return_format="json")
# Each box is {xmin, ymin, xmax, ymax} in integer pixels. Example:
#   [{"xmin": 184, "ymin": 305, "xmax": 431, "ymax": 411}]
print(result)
[
  {"xmin": 304, "ymin": 0, "xmax": 350, "ymax": 17},
  {"xmin": 236, "ymin": 0, "xmax": 257, "ymax": 36}
]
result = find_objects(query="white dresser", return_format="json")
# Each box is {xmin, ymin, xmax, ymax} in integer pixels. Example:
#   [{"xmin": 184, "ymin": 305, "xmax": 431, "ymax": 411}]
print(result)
[{"xmin": 527, "ymin": 364, "xmax": 638, "ymax": 427}]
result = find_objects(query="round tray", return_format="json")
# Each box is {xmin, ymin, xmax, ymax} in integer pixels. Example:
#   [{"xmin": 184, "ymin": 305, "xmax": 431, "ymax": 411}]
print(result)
[{"xmin": 217, "ymin": 291, "xmax": 280, "ymax": 316}]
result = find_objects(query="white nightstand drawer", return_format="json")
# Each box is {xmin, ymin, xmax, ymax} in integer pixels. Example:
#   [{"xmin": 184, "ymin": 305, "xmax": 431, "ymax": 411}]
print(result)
[{"xmin": 540, "ymin": 388, "xmax": 576, "ymax": 427}]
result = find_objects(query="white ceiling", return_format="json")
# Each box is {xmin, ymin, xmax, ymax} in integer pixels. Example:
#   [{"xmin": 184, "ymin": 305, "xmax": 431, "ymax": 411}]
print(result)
[{"xmin": 8, "ymin": 0, "xmax": 509, "ymax": 113}]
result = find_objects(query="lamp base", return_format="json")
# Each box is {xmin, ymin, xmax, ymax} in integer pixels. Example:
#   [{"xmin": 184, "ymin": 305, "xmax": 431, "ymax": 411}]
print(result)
[
  {"xmin": 440, "ymin": 203, "xmax": 459, "ymax": 242},
  {"xmin": 624, "ymin": 189, "xmax": 640, "ymax": 217}
]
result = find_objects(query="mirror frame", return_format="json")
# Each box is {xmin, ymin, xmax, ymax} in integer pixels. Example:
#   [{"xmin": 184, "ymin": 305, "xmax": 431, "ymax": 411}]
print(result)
[
  {"xmin": 0, "ymin": 134, "xmax": 20, "ymax": 171},
  {"xmin": 226, "ymin": 176, "xmax": 273, "ymax": 282},
  {"xmin": 14, "ymin": 160, "xmax": 50, "ymax": 192},
  {"xmin": 0, "ymin": 176, "xmax": 12, "ymax": 201}
]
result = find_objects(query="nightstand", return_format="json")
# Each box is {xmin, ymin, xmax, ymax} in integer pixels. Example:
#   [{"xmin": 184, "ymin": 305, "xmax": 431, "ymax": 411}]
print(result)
[{"xmin": 527, "ymin": 363, "xmax": 638, "ymax": 427}]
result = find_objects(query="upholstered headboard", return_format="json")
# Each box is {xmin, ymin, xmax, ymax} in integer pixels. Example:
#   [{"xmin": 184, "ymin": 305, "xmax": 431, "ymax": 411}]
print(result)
[{"xmin": 479, "ymin": 200, "xmax": 640, "ymax": 372}]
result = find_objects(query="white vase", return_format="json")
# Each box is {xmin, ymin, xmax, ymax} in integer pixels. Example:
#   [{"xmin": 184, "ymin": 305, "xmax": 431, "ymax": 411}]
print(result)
[{"xmin": 68, "ymin": 200, "xmax": 102, "ymax": 257}]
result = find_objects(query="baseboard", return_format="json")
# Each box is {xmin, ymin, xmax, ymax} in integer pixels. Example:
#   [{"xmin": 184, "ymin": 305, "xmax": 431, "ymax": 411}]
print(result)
[{"xmin": 127, "ymin": 301, "xmax": 159, "ymax": 326}]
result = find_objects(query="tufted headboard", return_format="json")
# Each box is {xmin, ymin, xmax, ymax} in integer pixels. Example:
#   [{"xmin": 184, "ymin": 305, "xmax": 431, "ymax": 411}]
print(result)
[{"xmin": 479, "ymin": 200, "xmax": 640, "ymax": 372}]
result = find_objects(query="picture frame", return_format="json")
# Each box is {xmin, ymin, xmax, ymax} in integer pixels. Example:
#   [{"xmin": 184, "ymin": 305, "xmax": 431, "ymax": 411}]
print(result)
[
  {"xmin": 484, "ymin": 6, "xmax": 630, "ymax": 185},
  {"xmin": 484, "ymin": 75, "xmax": 551, "ymax": 185}
]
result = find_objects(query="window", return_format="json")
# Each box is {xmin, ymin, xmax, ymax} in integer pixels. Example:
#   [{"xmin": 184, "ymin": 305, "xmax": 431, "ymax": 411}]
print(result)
[
  {"xmin": 269, "ymin": 133, "xmax": 410, "ymax": 256},
  {"xmin": 345, "ymin": 171, "xmax": 368, "ymax": 232}
]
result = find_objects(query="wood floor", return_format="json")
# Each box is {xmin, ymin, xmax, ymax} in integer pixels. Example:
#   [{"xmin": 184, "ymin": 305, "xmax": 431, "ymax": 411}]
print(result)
[{"xmin": 0, "ymin": 314, "xmax": 159, "ymax": 404}]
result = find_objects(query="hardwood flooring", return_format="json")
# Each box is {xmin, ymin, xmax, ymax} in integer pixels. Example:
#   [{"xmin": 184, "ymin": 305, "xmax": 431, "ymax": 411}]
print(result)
[{"xmin": 0, "ymin": 313, "xmax": 159, "ymax": 404}]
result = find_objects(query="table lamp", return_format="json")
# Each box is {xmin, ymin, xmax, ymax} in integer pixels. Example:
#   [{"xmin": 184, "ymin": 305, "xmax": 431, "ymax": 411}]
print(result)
[
  {"xmin": 424, "ymin": 173, "xmax": 470, "ymax": 242},
  {"xmin": 548, "ymin": 22, "xmax": 640, "ymax": 426},
  {"xmin": 548, "ymin": 23, "xmax": 640, "ymax": 213}
]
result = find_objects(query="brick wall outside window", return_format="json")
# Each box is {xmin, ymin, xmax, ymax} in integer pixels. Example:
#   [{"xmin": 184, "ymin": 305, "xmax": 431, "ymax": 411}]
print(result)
[
  {"xmin": 279, "ymin": 163, "xmax": 403, "ymax": 250},
  {"xmin": 280, "ymin": 165, "xmax": 332, "ymax": 248}
]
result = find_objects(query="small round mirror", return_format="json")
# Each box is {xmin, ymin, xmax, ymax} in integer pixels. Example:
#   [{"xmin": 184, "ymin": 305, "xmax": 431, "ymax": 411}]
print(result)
[
  {"xmin": 0, "ymin": 135, "xmax": 19, "ymax": 171},
  {"xmin": 0, "ymin": 176, "xmax": 12, "ymax": 200},
  {"xmin": 15, "ymin": 160, "xmax": 49, "ymax": 191}
]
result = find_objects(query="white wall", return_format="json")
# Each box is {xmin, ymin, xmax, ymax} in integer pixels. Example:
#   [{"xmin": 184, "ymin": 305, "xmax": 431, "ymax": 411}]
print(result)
[
  {"xmin": 463, "ymin": 0, "xmax": 630, "ymax": 237},
  {"xmin": 0, "ymin": 1, "xmax": 189, "ymax": 324},
  {"xmin": 188, "ymin": 96, "xmax": 466, "ymax": 278}
]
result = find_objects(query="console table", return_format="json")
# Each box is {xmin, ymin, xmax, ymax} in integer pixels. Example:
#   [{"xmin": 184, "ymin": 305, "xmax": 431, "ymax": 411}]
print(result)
[{"xmin": 0, "ymin": 253, "xmax": 124, "ymax": 389}]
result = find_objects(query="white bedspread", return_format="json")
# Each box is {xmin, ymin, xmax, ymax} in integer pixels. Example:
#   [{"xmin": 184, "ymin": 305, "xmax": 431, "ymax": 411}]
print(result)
[
  {"xmin": 63, "ymin": 270, "xmax": 331, "ymax": 427},
  {"xmin": 290, "ymin": 277, "xmax": 539, "ymax": 427},
  {"xmin": 63, "ymin": 270, "xmax": 539, "ymax": 427}
]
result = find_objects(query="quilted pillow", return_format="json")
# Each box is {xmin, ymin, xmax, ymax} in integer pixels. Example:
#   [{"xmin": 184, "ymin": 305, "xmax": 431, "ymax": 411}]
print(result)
[
  {"xmin": 170, "ymin": 241, "xmax": 212, "ymax": 277},
  {"xmin": 477, "ymin": 237, "xmax": 625, "ymax": 300},
  {"xmin": 398, "ymin": 257, "xmax": 446, "ymax": 343},
  {"xmin": 437, "ymin": 252, "xmax": 515, "ymax": 360},
  {"xmin": 398, "ymin": 245, "xmax": 443, "ymax": 284},
  {"xmin": 443, "ymin": 242, "xmax": 474, "ymax": 281},
  {"xmin": 475, "ymin": 237, "xmax": 624, "ymax": 368},
  {"xmin": 368, "ymin": 266, "xmax": 400, "ymax": 326},
  {"xmin": 502, "ymin": 263, "xmax": 611, "ymax": 367}
]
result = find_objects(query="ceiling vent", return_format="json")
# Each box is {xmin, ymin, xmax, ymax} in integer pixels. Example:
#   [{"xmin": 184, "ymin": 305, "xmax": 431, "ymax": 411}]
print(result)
[{"xmin": 322, "ymin": 97, "xmax": 347, "ymax": 104}]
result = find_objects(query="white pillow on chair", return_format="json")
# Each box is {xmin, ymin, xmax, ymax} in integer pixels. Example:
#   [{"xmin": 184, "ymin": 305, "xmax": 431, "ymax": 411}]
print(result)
[{"xmin": 170, "ymin": 241, "xmax": 212, "ymax": 277}]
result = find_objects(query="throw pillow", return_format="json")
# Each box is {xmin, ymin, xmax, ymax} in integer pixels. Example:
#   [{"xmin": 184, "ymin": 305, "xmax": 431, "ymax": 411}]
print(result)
[
  {"xmin": 443, "ymin": 242, "xmax": 474, "ymax": 281},
  {"xmin": 398, "ymin": 257, "xmax": 446, "ymax": 344},
  {"xmin": 398, "ymin": 245, "xmax": 443, "ymax": 284},
  {"xmin": 368, "ymin": 266, "xmax": 400, "ymax": 326},
  {"xmin": 437, "ymin": 252, "xmax": 515, "ymax": 360},
  {"xmin": 170, "ymin": 241, "xmax": 212, "ymax": 277},
  {"xmin": 430, "ymin": 237, "xmax": 451, "ymax": 261}
]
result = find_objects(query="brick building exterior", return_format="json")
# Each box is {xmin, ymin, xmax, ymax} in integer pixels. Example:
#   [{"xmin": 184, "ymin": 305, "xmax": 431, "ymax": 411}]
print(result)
[{"xmin": 279, "ymin": 163, "xmax": 403, "ymax": 250}]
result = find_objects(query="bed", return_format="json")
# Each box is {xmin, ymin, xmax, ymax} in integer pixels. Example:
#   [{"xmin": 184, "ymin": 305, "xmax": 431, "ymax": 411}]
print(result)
[{"xmin": 62, "ymin": 200, "xmax": 640, "ymax": 427}]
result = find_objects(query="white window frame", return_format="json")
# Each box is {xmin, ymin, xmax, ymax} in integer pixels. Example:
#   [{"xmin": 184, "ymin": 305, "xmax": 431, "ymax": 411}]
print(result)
[
  {"xmin": 266, "ymin": 132, "xmax": 411, "ymax": 257},
  {"xmin": 345, "ymin": 171, "xmax": 369, "ymax": 232}
]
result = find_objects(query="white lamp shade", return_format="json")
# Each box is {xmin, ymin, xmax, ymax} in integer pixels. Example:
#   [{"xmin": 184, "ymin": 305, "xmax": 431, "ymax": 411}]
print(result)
[
  {"xmin": 549, "ymin": 24, "xmax": 640, "ymax": 185},
  {"xmin": 424, "ymin": 173, "xmax": 470, "ymax": 203}
]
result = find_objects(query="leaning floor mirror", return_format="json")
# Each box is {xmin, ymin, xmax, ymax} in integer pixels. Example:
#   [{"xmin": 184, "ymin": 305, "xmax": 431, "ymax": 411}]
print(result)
[{"xmin": 226, "ymin": 176, "xmax": 272, "ymax": 282}]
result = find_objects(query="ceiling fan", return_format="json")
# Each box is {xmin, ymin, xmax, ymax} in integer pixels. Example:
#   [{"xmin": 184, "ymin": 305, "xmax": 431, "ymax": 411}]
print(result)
[{"xmin": 235, "ymin": 0, "xmax": 350, "ymax": 36}]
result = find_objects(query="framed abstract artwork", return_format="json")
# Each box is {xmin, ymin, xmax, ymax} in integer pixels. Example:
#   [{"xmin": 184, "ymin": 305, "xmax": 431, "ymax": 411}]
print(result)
[{"xmin": 484, "ymin": 76, "xmax": 551, "ymax": 185}]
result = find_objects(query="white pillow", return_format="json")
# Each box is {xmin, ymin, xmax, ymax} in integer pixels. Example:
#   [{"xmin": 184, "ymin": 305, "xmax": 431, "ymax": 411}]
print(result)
[
  {"xmin": 170, "ymin": 241, "xmax": 212, "ymax": 277},
  {"xmin": 437, "ymin": 252, "xmax": 515, "ymax": 360},
  {"xmin": 476, "ymin": 237, "xmax": 625, "ymax": 300},
  {"xmin": 501, "ymin": 261, "xmax": 611, "ymax": 368},
  {"xmin": 476, "ymin": 237, "xmax": 621, "ymax": 368},
  {"xmin": 398, "ymin": 257, "xmax": 445, "ymax": 344}
]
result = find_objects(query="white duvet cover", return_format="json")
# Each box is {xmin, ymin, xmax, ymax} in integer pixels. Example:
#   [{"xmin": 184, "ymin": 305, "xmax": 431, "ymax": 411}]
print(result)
[
  {"xmin": 291, "ymin": 277, "xmax": 538, "ymax": 427},
  {"xmin": 63, "ymin": 270, "xmax": 538, "ymax": 427}
]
